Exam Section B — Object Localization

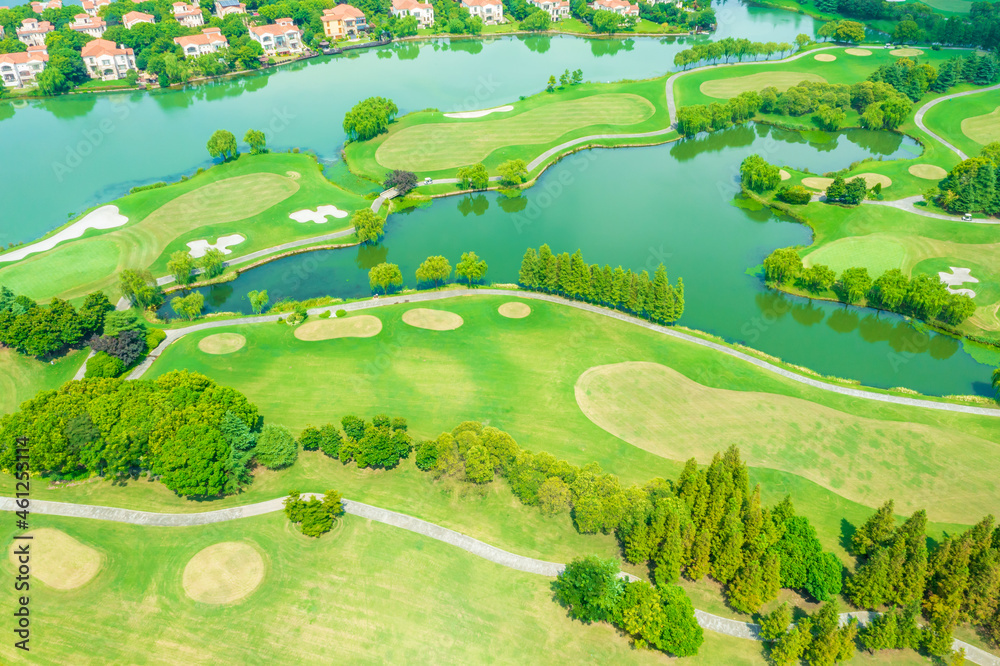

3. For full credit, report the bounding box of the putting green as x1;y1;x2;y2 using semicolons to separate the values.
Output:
294;315;382;341
402;308;464;330
498;302;531;318
699;72;826;99
182;541;265;604
890;48;924;56
908;164;949;180
801;173;892;191
845;48;872;56
814;54;836;62
574;361;1000;516
805;236;908;275
9;528;102;590
198;333;246;355
375;94;657;172
961;106;1000;145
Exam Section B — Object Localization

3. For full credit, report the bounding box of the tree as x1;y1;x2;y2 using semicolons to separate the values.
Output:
537;477;572;515
383;169;417;195
167;250;196;285
242;129;266;155
88;329;147;366
79;291;114;336
839;267;872;304
247;289;269;315
657;584;704;656
170;293;204;321
415;255;451;287
552;555;623;623
852;499;896;556
592;8;625;33
298;426;322;451
760;602;793;641
763;248;803;284
464;444;494;483
498;159;528;187
199;248;226;279
456;251;488;286
255;424;298;469
770;620;813;666
36;68;69;95
158;421;230;497
993;368;1000;398
119;268;163;309
343;96;398;141
795;33;811;48
319;424;343;459
800;264;836;292
520;8;551;31
206;129;238;161
457;162;490;190
546;74;556;92
740;154;781;192
352;208;386;244
369;262;403;294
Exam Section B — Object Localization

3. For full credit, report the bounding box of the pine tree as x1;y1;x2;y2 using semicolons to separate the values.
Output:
651;264;671;323
848;548;890;609
611;266;628;310
728;560;765;614
557;252;572;294
624;271;640;312
711;499;745;584
896;510;928;606
654;501;686;585
852;499;896;556
541;246;559;292
759;602;792;641
519;248;539;287
636;270;653;316
743;485;765;558
687;529;712;580
568;250;591;299
673;277;685;321
762;551;782;602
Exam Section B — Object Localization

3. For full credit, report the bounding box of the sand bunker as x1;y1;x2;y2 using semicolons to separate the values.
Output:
0;205;128;263
939;266;978;298
8;528;102;590
845;48;872;56
198;332;246;354
289;205;349;224
814;54;837;61
498;302;531;318
187;233;245;258
294;315;382;341
890;48;924;56
402;308;464;330
779;169;791;181
802;173;892;191
443;105;514;119
183;542;265;605
908;164;948;180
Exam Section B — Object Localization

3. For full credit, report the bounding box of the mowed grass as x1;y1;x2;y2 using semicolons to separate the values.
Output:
0;347;85;415
0;153;370;303
962;105;1000;145
374;94;656;172
923;91;1000;160
699;71;826;99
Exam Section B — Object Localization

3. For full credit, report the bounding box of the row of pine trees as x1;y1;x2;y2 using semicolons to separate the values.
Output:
518;244;685;325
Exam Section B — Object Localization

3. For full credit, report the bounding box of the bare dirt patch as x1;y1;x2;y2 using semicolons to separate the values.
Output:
8;528;102;590
294;315;382;341
198;332;246;355
182;542;265;604
402;308;464;330
498;302;531;318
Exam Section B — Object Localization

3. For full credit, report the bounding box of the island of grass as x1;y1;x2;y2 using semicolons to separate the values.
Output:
0;152;370;303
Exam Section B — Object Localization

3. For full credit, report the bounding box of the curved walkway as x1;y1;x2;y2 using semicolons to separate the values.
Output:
867;195;1000;224
127;288;1000;416
914;82;1000;161
1;495;995;664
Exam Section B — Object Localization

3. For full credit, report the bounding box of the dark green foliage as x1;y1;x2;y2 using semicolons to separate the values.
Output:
0;288;88;358
338;415;411;469
298;426;322;451
254;424;298;470
415;440;439;470
318;424;343;459
78;291;114;336
283;490;344;537
84;351;126;379
552;555;623;623
825;175;868;205
859;604;921;653
103;309;145;337
777;185;813;205
88;329;148;366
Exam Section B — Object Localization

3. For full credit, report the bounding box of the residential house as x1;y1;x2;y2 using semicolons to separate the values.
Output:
320;4;367;40
390;0;434;28
172;1;205;27
526;0;569;20
174;26;229;56
69;14;107;38
249;18;303;55
80;38;137;80
16;18;54;47
461;0;503;24
80;0;111;16
0;46;48;87
591;0;639;15
122;10;156;29
214;0;246;17
29;0;61;13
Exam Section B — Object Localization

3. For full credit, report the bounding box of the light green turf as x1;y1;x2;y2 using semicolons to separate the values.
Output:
961;105;1000;145
923;91;1000;159
0;347;85;415
0;153;370;303
699;72;827;99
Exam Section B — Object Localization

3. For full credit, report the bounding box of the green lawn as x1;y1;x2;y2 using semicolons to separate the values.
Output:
344;78;673;183
0;153;369;303
923;91;1000;160
0;347;85;415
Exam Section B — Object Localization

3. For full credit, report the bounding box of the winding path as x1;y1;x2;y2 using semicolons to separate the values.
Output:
867;195;1000;224
125;288;1000;416
1;495;995;665
913;82;1000;161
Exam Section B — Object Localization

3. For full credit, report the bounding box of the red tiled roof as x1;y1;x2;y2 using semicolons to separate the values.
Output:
81;38;133;57
322;4;364;20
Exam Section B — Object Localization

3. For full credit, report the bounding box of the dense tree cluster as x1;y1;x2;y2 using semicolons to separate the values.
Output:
302;414;412;470
518;244;685;324
673;37;794;70
119;268;164;309
283;489;344;536
0;287;112;358
740;154;782;193
640;1;714;29
0;371;263;497
553;555;704;656
816;18;866;43
825;174;869;205
758;76;911;131
457;162;490;190
343;97;398;142
763;600;859;665
763;249;977;325
676;90;763;136
934;142;1000;217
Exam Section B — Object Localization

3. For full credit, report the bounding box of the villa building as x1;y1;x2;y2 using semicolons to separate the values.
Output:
29;0;61;12
122;10;156;29
526;0;569;20
591;0;639;14
80;0;110;16
174;27;229;56
461;0;503;24
320;4;367;40
16;18;54;47
214;0;246;17
390;0;434;28
0;46;47;87
249;18;304;55
69;14;107;38
80;38;137;80
172;2;205;27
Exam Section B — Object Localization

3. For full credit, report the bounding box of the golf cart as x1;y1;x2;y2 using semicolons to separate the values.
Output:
962;213;973;221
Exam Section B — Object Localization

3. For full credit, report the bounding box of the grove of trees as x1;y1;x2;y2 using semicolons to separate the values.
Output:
0;286;113;358
934;142;1000;217
283;489;344;537
673;37;795;70
300;414;412;470
343;96;398;142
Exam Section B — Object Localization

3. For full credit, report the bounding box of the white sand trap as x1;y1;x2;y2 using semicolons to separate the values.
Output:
814;54;837;62
779;169;791;181
939;266;978;298
443;105;514;119
187;234;245;258
0;205;127;263
289;205;349;224
845;48;872;56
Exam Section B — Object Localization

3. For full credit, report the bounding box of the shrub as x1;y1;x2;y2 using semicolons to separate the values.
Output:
298;426;322;451
145;328;166;352
415;441;439;471
777;185;812;205
319;310;331;319
319;424;343;459
255;424;298;469
336;309;347;318
88;330;148;366
85;351;126;378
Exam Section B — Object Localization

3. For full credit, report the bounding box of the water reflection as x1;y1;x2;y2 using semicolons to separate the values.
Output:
520;35;551;54
356;243;388;269
458;194;489;216
449;39;484;55
499;194;529;214
591;38;636;58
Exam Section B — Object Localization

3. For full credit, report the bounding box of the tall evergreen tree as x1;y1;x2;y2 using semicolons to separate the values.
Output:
853;499;896;556
519;248;539;287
